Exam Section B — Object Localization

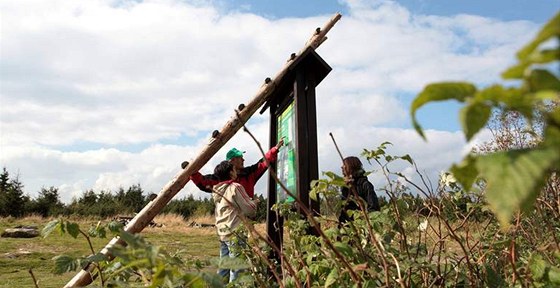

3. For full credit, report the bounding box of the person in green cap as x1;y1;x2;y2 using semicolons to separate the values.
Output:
189;138;284;198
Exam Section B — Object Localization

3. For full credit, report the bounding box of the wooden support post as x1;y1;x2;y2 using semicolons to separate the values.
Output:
64;12;341;287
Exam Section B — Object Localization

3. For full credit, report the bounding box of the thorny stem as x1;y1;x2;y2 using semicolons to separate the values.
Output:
246;230;286;287
412;161;434;194
388;253;405;288
536;198;560;251
441;217;477;282
374;158;410;257
509;213;522;285
435;206;444;280
232;229;285;288
346;184;391;286
28;269;40;288
78;228;106;286
468;219;494;258
343;219;369;259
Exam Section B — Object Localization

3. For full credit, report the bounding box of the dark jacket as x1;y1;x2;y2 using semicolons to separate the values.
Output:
190;147;279;198
339;176;380;222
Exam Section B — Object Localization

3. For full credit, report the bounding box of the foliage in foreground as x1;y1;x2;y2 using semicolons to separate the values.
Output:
411;11;560;228
241;143;559;287
42;218;222;287
42;142;559;287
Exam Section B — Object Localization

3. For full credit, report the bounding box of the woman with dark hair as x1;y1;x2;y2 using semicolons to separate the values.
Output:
212;160;257;283
339;156;380;224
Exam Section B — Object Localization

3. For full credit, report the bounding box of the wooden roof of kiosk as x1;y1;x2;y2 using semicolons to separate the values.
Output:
64;13;341;287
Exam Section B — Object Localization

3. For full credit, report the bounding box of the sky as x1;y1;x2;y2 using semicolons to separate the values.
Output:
1;0;558;204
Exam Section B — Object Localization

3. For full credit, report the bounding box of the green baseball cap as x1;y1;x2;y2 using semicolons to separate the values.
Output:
226;148;245;160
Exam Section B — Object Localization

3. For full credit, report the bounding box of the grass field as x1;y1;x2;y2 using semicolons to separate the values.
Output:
0;214;222;288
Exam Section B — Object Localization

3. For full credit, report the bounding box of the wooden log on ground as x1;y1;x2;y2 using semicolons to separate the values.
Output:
64;12;342;287
1;227;40;238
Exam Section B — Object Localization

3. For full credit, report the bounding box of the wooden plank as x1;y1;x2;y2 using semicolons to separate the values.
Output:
305;72;320;214
294;68;309;212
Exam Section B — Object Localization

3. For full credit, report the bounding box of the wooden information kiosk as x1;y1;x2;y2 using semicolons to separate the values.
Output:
260;47;332;264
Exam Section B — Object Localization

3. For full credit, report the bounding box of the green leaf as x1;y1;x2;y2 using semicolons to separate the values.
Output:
378;141;392;150
528;48;560;64
119;231;144;247
501;62;528;79
325;268;338;287
544;125;560;156
198;272;225;288
308;263;323;276
528;69;560;92
42;219;62;238
108;220;125;233
87;222;107;238
502;49;560;79
362;143;392;161
478;146;560;228
550;266;560;284
310;188;319;201
149;261;167;285
52;255;80;274
217;256;249;271
450;155;479;191
475;86;533;119
535;90;560;101
400;154;413;165
530;254;547;280
86;253;108;264
411;82;476;139
485;264;505;287
323;171;338;179
460;101;491;141
66;222;80;239
503;12;559;79
475;85;514;104
516;12;560;60
333;242;353;258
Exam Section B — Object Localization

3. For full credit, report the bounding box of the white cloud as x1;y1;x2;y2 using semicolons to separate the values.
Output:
323;1;535;93
0;0;538;203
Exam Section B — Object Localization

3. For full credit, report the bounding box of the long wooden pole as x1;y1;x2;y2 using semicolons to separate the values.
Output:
64;12;341;287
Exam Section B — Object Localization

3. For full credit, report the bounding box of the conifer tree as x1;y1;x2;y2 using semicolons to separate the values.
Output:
5;174;28;217
0;167;10;216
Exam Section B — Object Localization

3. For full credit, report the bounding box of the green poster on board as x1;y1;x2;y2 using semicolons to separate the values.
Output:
276;101;296;203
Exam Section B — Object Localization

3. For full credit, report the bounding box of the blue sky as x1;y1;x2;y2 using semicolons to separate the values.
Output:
1;0;557;203
223;0;557;21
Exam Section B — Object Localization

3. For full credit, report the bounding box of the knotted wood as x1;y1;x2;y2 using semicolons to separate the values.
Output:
64;12;341;287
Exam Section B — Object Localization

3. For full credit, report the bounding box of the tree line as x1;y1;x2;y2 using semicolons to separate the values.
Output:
0;167;267;221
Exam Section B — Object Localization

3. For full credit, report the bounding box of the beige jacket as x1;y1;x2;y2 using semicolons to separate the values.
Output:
213;181;256;241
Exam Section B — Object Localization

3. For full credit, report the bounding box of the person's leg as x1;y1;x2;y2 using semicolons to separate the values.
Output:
217;240;230;280
225;240;238;283
228;236;248;282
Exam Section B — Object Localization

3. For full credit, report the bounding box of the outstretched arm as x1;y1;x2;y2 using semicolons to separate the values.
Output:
275;137;285;150
245;137;285;180
190;172;218;193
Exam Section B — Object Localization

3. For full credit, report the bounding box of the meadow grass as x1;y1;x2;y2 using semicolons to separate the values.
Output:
0;214;222;288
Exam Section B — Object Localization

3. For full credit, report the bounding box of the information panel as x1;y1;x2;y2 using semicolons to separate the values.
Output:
276;101;297;203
